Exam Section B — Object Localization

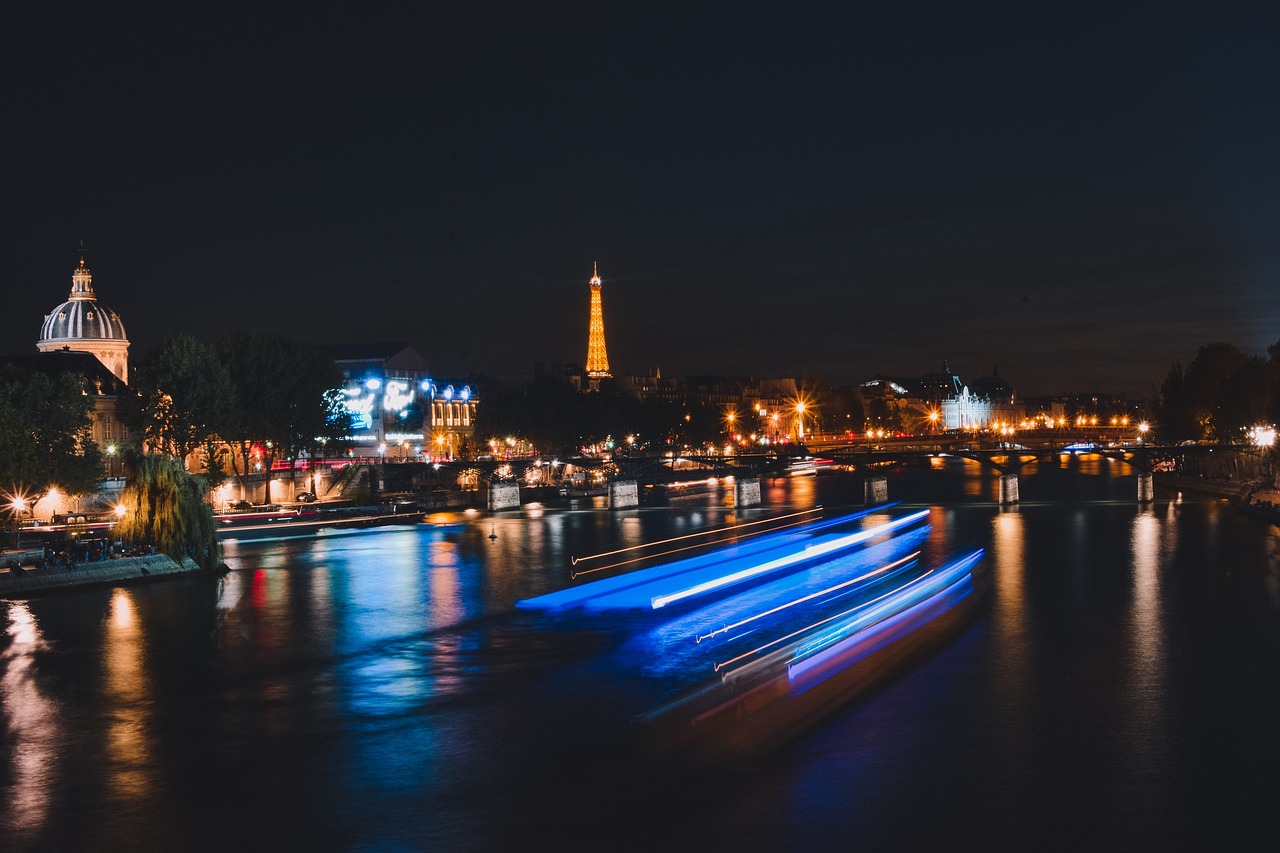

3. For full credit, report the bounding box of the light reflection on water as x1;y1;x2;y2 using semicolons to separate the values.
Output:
103;590;153;804
4;468;1280;850
1;603;57;842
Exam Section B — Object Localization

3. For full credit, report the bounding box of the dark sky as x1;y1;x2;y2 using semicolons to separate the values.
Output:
4;2;1279;396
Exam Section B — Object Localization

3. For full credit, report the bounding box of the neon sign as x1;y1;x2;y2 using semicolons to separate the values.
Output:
342;387;375;430
383;380;413;412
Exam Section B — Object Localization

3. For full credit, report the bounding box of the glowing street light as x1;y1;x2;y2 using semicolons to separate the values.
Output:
1250;425;1276;448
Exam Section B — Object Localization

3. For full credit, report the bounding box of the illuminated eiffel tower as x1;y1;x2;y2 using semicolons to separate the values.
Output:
585;261;612;389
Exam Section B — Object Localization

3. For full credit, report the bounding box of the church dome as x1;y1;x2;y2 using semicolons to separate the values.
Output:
38;257;128;344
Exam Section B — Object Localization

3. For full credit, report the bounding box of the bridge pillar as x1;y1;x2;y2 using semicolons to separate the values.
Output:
734;478;761;508
999;473;1020;505
1137;473;1154;504
864;477;889;506
487;481;521;511
609;480;639;510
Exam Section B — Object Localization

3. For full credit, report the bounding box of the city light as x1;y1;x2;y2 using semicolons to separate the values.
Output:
114;504;127;518
1250;425;1276;448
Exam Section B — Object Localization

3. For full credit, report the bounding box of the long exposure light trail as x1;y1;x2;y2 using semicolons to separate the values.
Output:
651;510;929;610
569;507;821;566
571;514;818;579
714;566;940;674
695;551;921;644
786;551;983;694
789;550;983;669
517;508;892;613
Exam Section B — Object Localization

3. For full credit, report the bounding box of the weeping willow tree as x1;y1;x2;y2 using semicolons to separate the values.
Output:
116;453;220;571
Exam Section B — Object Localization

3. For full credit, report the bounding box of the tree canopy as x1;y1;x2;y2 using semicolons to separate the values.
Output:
215;331;348;502
115;453;220;570
1153;341;1280;442
119;334;235;463
0;367;103;510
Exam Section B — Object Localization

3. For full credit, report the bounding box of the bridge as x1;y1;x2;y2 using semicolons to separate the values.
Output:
353;435;1265;508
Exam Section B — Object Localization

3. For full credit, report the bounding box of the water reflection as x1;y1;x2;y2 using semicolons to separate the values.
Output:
991;508;1028;707
103;589;154;803
1;603;58;841
13;474;1280;850
1126;509;1167;785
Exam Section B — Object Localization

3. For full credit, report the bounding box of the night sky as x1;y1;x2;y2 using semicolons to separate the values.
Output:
4;3;1278;396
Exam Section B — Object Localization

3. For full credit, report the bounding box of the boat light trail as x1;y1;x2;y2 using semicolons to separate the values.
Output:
569;508;821;566
786;551;983;694
789;550;983;667
571;514;817;579
650;510;928;610
713;566;937;673
695;552;921;644
516;508;892;613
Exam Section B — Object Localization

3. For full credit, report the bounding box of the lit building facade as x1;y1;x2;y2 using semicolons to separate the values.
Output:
38;255;130;383
326;343;478;460
24;253;132;480
584;262;612;390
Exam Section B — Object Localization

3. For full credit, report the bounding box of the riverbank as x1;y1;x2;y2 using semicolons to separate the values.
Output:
0;553;206;599
1155;472;1280;525
1153;472;1252;500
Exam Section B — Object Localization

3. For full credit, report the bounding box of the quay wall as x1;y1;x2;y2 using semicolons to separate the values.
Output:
0;554;204;599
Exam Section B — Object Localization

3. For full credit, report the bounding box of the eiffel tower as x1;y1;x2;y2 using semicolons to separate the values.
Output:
585;262;611;389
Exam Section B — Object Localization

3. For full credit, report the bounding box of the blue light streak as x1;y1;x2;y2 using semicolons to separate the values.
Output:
694;551;921;644
714;548;982;679
786;550;984;694
514;507;893;613
649;510;929;610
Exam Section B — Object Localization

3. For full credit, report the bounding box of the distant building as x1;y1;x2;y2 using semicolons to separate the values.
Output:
38;255;130;383
16;253;132;478
860;364;1023;432
325;342;478;459
584;263;612;390
1;350;130;479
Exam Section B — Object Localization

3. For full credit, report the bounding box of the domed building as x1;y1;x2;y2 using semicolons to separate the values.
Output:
37;255;130;383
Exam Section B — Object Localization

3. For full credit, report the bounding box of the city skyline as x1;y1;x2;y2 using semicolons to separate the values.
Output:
4;4;1279;396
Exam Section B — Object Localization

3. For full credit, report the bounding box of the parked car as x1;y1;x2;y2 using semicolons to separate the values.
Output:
228;500;252;511
295;492;317;503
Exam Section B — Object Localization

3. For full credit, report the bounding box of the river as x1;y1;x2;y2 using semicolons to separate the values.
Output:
3;458;1280;851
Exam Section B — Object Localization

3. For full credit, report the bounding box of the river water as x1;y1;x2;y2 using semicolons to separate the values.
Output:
3;458;1280;851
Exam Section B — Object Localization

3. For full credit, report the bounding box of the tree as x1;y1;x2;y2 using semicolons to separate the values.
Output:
115;453;220;570
120;335;235;465
1183;343;1251;441
217;332;346;503
1217;357;1276;441
1153;362;1197;441
0;368;103;506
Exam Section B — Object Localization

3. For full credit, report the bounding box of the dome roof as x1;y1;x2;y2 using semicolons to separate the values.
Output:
38;258;128;344
40;299;128;342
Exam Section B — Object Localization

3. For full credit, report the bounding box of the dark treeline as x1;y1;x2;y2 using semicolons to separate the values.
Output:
119;332;351;504
0;367;103;507
2;331;349;563
473;375;862;455
1151;340;1280;443
475;376;723;454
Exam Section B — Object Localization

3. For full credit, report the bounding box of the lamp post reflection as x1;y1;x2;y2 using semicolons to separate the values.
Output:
103;589;155;803
2;602;59;841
